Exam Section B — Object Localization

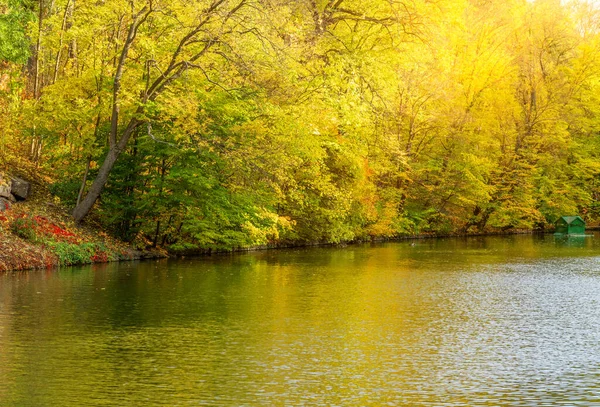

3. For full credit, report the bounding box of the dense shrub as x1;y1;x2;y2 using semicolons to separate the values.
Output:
46;242;115;266
10;215;37;241
49;178;82;207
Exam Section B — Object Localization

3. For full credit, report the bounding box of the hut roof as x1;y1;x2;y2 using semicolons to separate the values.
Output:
558;216;584;225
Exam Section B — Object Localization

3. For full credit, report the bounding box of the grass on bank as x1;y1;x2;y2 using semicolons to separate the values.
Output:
0;160;141;271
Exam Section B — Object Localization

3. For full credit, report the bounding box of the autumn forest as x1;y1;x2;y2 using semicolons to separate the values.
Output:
2;0;600;252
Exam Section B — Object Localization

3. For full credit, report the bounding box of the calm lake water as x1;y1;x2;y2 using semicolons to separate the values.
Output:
2;234;600;406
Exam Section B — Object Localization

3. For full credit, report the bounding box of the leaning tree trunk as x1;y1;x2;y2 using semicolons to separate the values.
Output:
72;149;118;223
72;120;140;223
71;5;149;224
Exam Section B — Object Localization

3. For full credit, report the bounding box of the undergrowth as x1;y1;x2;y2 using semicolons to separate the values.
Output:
45;241;116;266
1;211;126;267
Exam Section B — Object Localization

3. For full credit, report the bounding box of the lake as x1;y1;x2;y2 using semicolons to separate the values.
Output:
2;234;600;406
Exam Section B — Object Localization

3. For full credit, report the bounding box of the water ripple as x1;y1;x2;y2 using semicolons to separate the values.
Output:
2;235;600;405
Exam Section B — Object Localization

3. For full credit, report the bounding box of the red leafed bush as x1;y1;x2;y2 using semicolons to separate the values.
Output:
1;210;80;244
33;215;79;243
91;250;109;263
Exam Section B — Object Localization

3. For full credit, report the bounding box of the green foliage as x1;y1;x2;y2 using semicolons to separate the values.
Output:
0;0;34;63
10;215;37;241
46;241;112;266
49;177;81;207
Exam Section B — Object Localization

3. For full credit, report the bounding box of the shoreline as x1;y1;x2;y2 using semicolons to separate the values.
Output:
0;228;559;273
4;226;596;273
172;228;552;256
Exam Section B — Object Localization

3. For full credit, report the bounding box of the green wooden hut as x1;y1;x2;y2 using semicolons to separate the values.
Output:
555;216;586;235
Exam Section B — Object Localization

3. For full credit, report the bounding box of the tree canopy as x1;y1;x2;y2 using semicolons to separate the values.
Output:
2;0;600;251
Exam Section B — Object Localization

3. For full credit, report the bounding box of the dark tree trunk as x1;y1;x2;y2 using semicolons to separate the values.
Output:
72;119;139;223
72;148;119;223
75;155;91;207
152;220;160;248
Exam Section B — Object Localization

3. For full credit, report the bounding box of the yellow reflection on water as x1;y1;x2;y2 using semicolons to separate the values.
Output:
1;235;600;405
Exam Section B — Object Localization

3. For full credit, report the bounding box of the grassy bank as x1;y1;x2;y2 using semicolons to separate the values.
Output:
0;205;142;271
0;165;165;271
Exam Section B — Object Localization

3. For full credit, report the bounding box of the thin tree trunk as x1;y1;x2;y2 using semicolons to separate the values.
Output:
67;0;76;69
30;0;44;163
152;220;160;248
152;158;167;247
161;214;173;246
33;0;43;99
36;137;43;164
30;130;43;165
52;0;71;84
